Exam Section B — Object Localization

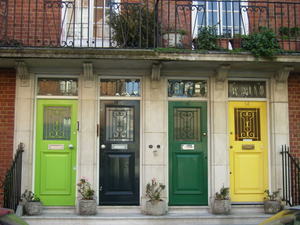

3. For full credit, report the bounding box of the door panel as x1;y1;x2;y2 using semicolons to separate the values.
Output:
169;101;208;205
99;100;139;205
35;100;77;206
229;101;268;202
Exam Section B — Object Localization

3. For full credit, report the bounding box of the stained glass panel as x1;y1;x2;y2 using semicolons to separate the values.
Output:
38;78;78;96
100;79;140;97
174;108;200;141
43;106;71;140
168;80;207;98
234;108;261;141
228;81;266;98
106;107;134;142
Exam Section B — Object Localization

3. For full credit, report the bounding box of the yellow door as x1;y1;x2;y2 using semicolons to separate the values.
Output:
229;101;268;202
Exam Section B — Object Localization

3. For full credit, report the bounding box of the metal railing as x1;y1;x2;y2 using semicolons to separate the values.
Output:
1;143;24;211
0;0;300;50
281;145;300;206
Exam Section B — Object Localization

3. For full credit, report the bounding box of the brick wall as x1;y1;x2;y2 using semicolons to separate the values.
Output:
0;69;16;207
288;73;300;158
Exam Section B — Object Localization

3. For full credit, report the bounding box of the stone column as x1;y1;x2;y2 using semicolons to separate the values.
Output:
210;65;230;199
78;63;98;197
14;61;35;192
142;63;168;204
269;66;293;190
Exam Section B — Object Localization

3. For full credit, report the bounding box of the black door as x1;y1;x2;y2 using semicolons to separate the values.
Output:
99;100;139;205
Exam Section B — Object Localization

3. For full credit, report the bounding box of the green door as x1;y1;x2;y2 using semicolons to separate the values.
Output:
35;99;77;205
169;101;208;205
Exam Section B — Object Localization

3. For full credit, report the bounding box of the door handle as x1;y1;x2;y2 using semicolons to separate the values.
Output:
68;144;74;149
100;144;106;149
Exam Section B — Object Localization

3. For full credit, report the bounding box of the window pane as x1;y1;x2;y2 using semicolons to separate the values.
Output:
207;2;218;10
222;12;232;26
234;108;261;141
43;106;71;140
168;80;207;98
100;79;140;96
208;12;218;26
106;106;134;142
38;78;78;96
228;81;266;98
222;2;232;10
174;108;200;141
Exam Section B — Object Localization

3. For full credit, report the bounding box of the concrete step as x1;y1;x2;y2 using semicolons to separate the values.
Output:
23;206;270;225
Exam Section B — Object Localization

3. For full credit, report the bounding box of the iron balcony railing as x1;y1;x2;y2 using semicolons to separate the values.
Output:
281;145;300;206
0;0;300;51
1;143;24;211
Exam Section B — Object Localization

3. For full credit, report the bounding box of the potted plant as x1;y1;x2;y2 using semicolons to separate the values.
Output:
193;26;220;50
211;186;231;215
21;190;42;216
162;27;187;48
77;178;97;215
264;189;283;214
142;178;167;216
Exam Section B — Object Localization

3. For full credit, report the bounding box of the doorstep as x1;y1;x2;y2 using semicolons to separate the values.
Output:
23;205;270;225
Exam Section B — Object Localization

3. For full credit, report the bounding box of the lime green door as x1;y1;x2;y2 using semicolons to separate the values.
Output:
169;101;208;205
35;99;77;206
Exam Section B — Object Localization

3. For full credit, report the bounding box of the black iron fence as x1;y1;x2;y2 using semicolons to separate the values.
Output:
281;145;300;206
1;143;24;211
0;0;300;50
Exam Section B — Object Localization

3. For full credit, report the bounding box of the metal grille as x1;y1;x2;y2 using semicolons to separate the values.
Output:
174;108;200;141
43;106;71;140
106;107;134;142
234;108;261;141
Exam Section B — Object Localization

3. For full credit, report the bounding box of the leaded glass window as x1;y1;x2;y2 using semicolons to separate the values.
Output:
106;106;134;142
100;79;140;97
168;80;207;98
43;106;71;140
38;78;78;96
174;108;201;141
234;108;261;141
228;81;266;98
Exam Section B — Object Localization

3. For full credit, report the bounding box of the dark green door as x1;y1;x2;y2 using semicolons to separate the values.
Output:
99;100;139;205
169;101;208;205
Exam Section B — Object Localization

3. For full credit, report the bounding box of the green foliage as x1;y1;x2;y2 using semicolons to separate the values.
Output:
107;5;158;48
21;190;40;202
279;27;300;38
242;27;281;59
146;178;165;202
264;189;281;201
215;186;230;200
77;178;95;200
193;27;220;50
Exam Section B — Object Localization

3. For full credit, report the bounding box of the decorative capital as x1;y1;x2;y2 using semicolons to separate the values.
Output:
275;66;294;83
215;64;230;82
15;61;30;87
151;62;161;81
83;62;94;81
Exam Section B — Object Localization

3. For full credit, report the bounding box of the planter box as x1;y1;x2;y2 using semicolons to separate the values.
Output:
24;201;42;216
142;200;168;216
211;199;231;215
264;200;282;214
78;199;97;216
218;38;230;49
230;38;242;49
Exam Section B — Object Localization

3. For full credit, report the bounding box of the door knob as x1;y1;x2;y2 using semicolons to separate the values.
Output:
100;144;106;149
202;132;207;136
68;144;74;149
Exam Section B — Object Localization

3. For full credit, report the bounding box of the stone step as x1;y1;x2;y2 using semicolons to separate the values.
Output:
23;206;270;225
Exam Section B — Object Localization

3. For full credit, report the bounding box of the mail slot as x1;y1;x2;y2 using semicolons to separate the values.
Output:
181;144;195;150
242;144;255;150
